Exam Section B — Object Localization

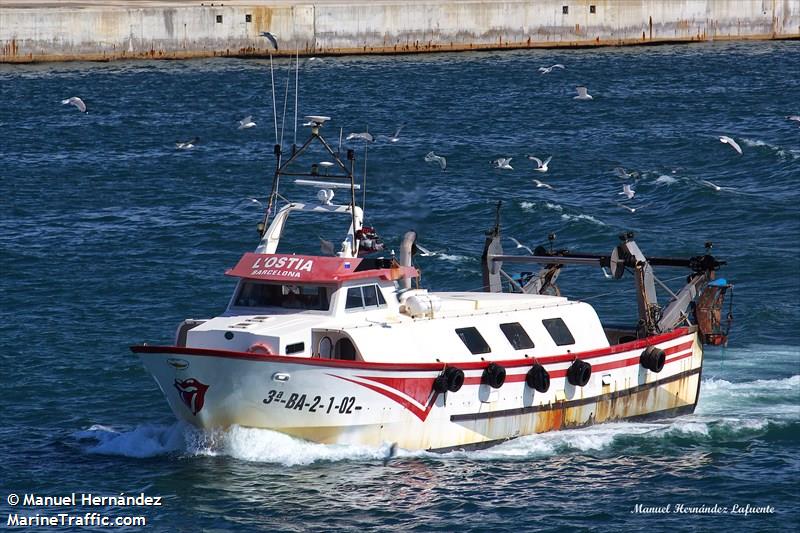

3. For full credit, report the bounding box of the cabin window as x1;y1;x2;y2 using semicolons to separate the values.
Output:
455;327;491;355
286;342;304;354
245;14;252;22
500;322;535;350
562;6;569;15
216;15;223;23
542;318;575;346
590;5;596;14
234;282;330;311
345;285;386;310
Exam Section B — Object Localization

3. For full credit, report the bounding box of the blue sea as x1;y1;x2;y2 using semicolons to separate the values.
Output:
1;41;799;531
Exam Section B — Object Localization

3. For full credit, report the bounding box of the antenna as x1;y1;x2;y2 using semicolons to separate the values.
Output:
293;49;299;149
362;126;369;212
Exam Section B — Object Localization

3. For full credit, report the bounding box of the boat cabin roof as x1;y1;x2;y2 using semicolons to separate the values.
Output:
225;253;418;284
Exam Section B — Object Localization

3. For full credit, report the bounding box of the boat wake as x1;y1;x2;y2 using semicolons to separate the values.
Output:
73;374;798;465
740;137;797;160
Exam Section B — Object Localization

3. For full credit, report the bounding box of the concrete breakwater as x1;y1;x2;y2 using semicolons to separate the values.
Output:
2;0;799;63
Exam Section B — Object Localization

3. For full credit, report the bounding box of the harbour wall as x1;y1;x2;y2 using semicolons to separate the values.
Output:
2;0;799;63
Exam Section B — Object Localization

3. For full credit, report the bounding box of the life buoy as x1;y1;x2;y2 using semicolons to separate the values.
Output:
640;346;666;373
445;367;465;392
566;359;591;387
526;363;550;393
482;362;506;389
248;343;275;355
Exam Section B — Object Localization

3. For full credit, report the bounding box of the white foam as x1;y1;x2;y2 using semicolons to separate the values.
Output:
76;422;188;458
560;213;606;226
437;253;469;262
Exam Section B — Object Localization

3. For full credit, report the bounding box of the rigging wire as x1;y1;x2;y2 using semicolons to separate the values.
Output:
293;49;299;148
279;60;291;148
268;53;278;144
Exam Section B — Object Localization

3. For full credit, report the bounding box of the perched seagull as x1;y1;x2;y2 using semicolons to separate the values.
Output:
527;155;552;172
492;157;514;170
719;135;743;155
175;137;199;150
237;115;256;129
61;96;87;113
786;115;800;123
533;179;555;190
509;237;534;255
346;132;374;142
616;202;637;213
259;32;279;51
574;86;593;100
538;64;565;74
619;183;635;200
700;179;722;191
424;151;447;171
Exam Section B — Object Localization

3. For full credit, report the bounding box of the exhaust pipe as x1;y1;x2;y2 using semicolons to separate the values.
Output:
399;231;417;290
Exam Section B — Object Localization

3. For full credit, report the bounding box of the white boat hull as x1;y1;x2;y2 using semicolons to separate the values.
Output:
135;328;702;451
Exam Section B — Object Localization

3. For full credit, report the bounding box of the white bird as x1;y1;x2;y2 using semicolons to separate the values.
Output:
616;202;637;213
175;137;199;150
619;183;635;200
700;179;722;191
719;135;742;155
61;96;87;113
492;157;514;170
533;179;555;190
346;132;374;142
509;237;534;255
424;151;447;171
319;237;336;256
528;155;552;172
574;86;593;100
613;167;639;180
237;115;256;129
241;197;263;207
377;124;405;143
259;32;278;51
538;64;565;74
414;243;437;257
601;267;612;279
786;115;800;123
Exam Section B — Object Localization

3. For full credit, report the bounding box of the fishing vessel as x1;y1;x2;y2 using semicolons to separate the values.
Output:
132;116;733;451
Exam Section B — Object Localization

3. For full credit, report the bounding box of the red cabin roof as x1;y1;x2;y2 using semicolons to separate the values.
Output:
225;253;418;284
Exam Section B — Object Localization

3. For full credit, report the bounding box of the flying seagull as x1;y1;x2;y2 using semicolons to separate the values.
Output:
509;237;534;255
238;115;256;129
424;151;447;171
259;32;278;51
533;179;555;190
319;237;336;256
700;179;722;191
492;157;514;170
615;202;637;213
175;137;199;150
346;132;374;142
538;64;565;74
386;124;405;143
413;243;437;257
62;96;87;113
574;86;593;100
241;197;263;207
613;167;639;180
719;135;742;155
619;183;635;200
527;155;552;172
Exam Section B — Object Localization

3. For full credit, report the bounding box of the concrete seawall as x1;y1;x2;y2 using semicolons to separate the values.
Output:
2;0;799;63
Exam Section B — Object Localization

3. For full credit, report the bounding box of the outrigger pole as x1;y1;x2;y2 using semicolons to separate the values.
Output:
482;202;732;343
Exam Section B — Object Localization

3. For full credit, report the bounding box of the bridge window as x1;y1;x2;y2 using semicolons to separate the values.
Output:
455;327;491;355
345;285;386;310
500;322;535;350
542;318;575;346
234;282;330;311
